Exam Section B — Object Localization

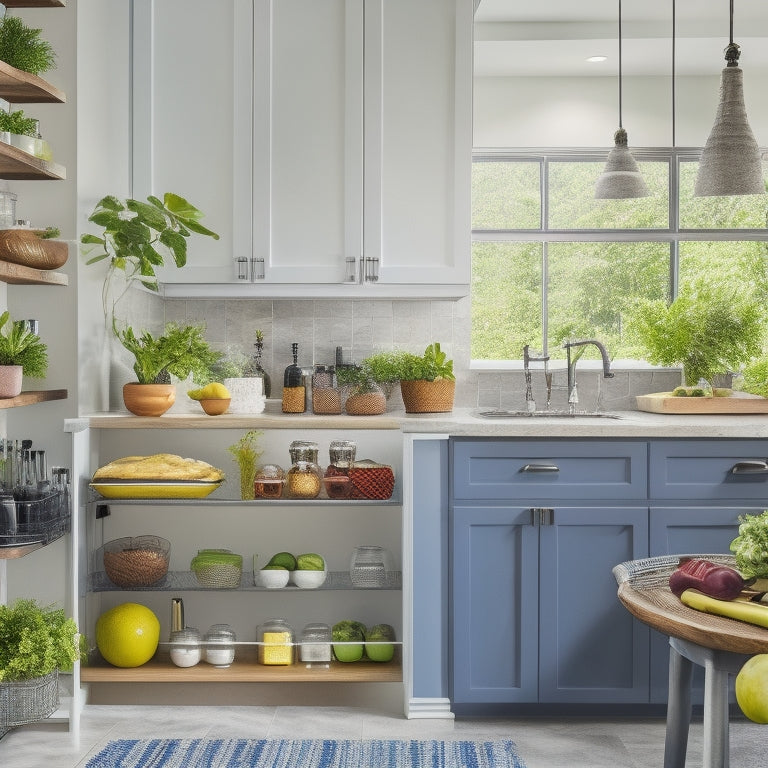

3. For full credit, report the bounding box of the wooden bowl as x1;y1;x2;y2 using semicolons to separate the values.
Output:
200;398;230;416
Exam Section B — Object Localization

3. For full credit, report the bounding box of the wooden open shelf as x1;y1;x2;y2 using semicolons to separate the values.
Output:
3;1;65;7
0;60;65;103
0;140;65;180
0;389;67;408
81;648;402;684
0;259;67;285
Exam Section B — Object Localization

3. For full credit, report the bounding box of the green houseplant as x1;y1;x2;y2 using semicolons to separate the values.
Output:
627;284;764;386
115;322;222;416
0;109;38;138
335;364;387;416
0;599;80;729
81;192;219;327
0;16;56;76
0;311;48;398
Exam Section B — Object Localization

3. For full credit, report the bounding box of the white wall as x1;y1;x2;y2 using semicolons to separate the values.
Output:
473;73;768;147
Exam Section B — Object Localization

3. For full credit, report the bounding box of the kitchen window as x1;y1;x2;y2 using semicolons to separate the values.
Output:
471;150;768;363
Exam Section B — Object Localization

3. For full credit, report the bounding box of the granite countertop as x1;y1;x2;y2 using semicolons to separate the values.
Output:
73;403;768;439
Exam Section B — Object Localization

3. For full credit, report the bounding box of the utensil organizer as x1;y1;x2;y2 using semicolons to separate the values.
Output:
0;489;70;556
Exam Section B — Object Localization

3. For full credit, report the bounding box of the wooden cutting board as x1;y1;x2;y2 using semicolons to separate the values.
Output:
636;390;768;414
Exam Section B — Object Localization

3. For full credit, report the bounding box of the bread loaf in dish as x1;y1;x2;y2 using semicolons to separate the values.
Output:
93;454;225;482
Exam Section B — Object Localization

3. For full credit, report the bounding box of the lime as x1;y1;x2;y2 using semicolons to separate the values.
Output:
95;602;160;668
267;552;297;570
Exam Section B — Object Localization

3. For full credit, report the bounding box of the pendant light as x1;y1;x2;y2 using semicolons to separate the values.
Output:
694;0;764;197
594;0;649;199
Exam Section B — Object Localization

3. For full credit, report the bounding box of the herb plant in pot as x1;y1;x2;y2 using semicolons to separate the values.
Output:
0;598;80;730
0;311;48;398
335;364;387;416
0;108;40;156
116;322;222;416
627;284;764;386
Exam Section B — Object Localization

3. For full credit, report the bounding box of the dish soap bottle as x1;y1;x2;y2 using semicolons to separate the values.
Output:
282;342;305;413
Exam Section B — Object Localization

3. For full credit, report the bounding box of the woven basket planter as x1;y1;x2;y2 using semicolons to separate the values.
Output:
399;379;455;413
0;670;58;729
0;229;68;270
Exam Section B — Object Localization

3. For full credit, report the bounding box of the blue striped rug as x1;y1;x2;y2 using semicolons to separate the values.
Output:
85;739;526;767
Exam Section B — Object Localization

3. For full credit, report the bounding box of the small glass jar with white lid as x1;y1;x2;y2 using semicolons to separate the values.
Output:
169;627;202;668
204;624;236;668
299;622;332;666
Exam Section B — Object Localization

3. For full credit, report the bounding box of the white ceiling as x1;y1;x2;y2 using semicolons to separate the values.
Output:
474;0;768;77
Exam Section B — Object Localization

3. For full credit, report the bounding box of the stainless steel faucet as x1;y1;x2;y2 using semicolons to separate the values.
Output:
563;339;614;413
523;345;551;411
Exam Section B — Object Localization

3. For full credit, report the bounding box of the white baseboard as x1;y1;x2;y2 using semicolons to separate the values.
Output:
406;697;455;719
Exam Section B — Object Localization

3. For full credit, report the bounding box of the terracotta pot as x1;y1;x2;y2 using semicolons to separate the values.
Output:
122;382;176;417
0;364;23;398
399;379;455;413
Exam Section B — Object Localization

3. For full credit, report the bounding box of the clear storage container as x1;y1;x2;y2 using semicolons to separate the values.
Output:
203;624;236;668
257;618;294;665
299;622;332;666
169;628;202;668
286;460;322;499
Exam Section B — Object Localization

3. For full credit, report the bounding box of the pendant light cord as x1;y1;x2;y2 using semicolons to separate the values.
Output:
730;0;734;46
617;0;623;129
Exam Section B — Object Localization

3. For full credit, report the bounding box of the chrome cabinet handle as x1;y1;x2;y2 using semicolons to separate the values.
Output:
530;507;554;526
731;460;768;474
521;463;559;473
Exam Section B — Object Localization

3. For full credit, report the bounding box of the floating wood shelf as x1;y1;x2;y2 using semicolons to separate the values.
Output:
0;259;67;284
81;649;402;684
0;140;65;180
0;60;65;103
3;1;65;7
0;389;67;409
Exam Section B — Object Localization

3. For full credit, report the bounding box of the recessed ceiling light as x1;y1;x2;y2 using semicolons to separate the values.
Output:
587;55;608;63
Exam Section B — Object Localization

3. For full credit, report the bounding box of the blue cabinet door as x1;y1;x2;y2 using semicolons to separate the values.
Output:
451;505;539;703
538;506;650;703
648;506;748;704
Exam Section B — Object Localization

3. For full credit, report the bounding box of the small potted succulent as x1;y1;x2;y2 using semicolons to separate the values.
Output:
115;322;222;416
0;311;48;398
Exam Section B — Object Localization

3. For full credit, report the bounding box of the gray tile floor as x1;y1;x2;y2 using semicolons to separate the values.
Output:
2;705;768;768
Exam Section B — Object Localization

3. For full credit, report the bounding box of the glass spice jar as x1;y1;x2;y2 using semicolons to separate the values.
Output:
323;466;352;499
286;460;322;499
254;464;285;499
203;624;236;668
169;627;202;668
289;440;320;464
257;618;294;665
312;365;342;415
329;439;356;467
299;622;332;666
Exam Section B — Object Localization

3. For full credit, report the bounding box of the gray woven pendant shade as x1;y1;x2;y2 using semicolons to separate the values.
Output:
595;128;650;199
694;62;764;196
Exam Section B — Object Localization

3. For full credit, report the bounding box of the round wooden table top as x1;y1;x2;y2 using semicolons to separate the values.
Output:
613;554;768;656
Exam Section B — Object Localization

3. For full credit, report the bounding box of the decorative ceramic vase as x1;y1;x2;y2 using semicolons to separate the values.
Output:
399;379;455;413
0;364;23;398
122;382;176;417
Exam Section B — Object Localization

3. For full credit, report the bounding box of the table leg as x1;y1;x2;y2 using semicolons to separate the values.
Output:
664;642;693;768
702;657;730;768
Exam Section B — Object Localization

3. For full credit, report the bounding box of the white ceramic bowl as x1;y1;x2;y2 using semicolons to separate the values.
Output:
290;569;328;589
255;568;290;589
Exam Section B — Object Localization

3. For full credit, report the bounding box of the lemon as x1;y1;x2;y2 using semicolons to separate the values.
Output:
188;382;231;401
736;654;768;723
96;602;160;668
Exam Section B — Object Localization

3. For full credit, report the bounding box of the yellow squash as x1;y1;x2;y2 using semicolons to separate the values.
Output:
680;588;768;629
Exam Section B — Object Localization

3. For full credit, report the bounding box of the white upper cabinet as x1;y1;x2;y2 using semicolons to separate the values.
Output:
133;0;471;298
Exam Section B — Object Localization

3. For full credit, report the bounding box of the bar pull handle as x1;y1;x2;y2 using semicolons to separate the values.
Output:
530;508;554;526
731;460;768;474
521;463;559;473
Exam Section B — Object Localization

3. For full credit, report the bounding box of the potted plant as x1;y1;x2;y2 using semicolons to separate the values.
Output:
80;192;219;328
0;108;40;155
335;364;387;416
0;16;56;76
627;284;764;386
360;342;456;413
115;322;222;416
0;311;48;398
211;342;266;414
0;598;80;730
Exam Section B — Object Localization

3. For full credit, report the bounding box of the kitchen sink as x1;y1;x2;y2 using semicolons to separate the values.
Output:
475;409;623;419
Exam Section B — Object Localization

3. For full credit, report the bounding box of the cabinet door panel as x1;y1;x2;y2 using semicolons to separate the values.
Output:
648;506;746;704
538;507;649;703
451;505;538;703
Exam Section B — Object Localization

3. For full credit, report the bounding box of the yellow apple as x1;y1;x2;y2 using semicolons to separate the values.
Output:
735;654;768;723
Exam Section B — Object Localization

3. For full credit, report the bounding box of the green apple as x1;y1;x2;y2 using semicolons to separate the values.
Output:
736;654;768;723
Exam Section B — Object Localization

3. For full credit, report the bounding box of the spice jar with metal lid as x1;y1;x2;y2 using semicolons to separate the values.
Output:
203;624;236;668
289;440;319;464
169;627;202;668
312;365;342;414
282;342;305;413
323;439;356;499
257;618;294;665
286;460;322;499
299;622;332;666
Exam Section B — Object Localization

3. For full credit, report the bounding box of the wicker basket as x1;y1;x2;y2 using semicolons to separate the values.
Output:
0;670;58;729
399;379;455;413
0;229;68;270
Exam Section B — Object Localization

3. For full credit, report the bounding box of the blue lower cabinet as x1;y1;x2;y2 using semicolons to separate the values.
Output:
451;504;649;705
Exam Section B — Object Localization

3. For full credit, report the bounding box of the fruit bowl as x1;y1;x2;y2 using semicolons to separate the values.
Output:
200;398;230;416
255;568;290;589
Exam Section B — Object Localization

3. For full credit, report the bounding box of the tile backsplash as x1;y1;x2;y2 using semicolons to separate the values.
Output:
116;291;680;411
